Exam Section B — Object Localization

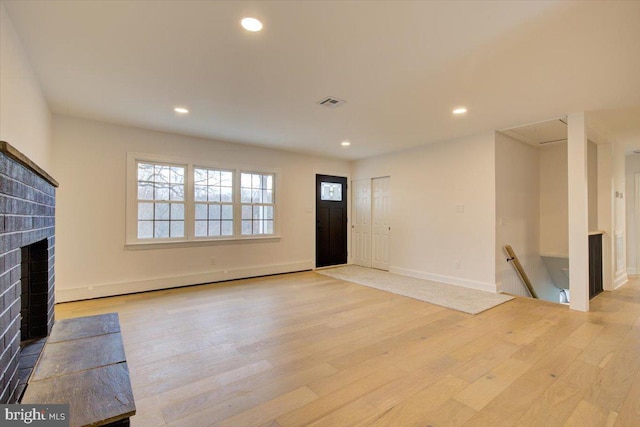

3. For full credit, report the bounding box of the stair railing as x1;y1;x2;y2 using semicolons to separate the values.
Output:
504;245;538;299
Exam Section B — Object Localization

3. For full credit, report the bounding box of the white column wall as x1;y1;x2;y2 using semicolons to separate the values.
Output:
613;138;628;288
567;113;589;312
597;143;613;290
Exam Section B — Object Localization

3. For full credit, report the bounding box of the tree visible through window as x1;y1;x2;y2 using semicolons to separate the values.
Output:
130;156;277;242
241;172;274;235
137;162;185;239
194;168;233;237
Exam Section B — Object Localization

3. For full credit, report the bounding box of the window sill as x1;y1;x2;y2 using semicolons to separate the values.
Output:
125;235;281;250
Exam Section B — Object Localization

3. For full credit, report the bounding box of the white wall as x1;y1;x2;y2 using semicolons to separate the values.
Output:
588;141;598;231
597;143;613;291
625;152;640;274
351;132;497;292
0;3;51;169
527;140;595;246
495;133;556;300
539;142;568;256
51;115;350;301
585;114;627;291
613;138;628;287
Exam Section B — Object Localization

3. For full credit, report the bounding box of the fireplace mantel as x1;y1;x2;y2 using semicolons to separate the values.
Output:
0;141;58;188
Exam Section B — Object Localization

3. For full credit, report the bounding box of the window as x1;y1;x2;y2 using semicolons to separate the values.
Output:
194;168;233;237
320;182;342;201
241;172;274;235
127;154;278;245
136;162;185;239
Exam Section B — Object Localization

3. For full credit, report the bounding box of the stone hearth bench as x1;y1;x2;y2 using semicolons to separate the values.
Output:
21;313;136;427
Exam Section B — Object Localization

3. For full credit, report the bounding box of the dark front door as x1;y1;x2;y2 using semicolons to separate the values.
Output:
316;174;347;268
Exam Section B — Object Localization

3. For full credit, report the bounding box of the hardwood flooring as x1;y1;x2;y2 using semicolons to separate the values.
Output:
55;272;640;426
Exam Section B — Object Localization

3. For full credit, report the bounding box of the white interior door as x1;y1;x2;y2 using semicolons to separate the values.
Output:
372;177;390;270
352;179;371;267
635;173;640;275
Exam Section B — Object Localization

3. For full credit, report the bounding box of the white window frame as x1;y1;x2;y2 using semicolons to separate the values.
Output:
240;171;276;236
193;166;235;238
126;153;280;248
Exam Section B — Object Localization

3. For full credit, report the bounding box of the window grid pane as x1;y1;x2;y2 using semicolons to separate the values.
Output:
137;162;185;239
240;172;275;236
194;167;234;238
193;203;234;237
320;182;342;201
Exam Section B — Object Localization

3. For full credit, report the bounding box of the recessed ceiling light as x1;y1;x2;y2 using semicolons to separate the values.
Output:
174;107;189;114
241;17;263;32
453;107;468;115
341;141;351;147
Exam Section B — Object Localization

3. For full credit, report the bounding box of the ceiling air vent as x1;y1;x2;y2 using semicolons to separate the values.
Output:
317;96;346;109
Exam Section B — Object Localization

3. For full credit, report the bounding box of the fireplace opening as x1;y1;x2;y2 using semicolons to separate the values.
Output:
17;239;50;400
21;239;50;341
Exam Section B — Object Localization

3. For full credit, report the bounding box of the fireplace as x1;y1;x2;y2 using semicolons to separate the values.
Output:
0;141;58;403
21;239;51;341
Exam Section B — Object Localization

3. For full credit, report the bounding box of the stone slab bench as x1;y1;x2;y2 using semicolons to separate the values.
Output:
21;313;136;427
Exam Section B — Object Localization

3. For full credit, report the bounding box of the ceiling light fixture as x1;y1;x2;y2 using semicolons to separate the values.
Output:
174;107;189;114
453;107;468;115
341;141;351;147
241;17;263;32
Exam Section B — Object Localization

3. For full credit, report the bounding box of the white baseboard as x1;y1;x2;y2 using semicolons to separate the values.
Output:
614;271;629;289
626;267;636;275
389;266;497;293
55;260;314;303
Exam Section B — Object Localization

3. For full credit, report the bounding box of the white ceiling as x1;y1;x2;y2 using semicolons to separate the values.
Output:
4;0;640;160
501;118;567;146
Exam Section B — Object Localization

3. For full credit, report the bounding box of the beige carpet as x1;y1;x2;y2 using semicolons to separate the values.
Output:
316;265;513;315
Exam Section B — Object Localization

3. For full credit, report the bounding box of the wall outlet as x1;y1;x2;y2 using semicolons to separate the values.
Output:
209;257;215;265
454;260;460;270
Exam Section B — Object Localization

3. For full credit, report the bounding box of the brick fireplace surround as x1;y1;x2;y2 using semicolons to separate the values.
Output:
0;141;58;403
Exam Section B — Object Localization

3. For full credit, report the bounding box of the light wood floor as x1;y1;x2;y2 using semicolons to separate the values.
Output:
55;272;640;427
